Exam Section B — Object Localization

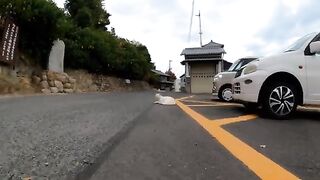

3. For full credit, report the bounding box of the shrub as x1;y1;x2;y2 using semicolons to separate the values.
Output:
0;0;154;80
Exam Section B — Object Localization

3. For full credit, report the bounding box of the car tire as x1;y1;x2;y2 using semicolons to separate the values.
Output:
218;85;233;102
261;81;298;119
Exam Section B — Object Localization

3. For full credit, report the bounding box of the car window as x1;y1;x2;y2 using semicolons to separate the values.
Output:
232;58;256;71
241;59;253;67
233;61;245;71
303;33;320;55
284;33;317;52
227;59;240;71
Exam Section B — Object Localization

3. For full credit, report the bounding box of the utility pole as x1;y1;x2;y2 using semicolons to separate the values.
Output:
196;10;203;47
188;0;195;42
169;60;172;71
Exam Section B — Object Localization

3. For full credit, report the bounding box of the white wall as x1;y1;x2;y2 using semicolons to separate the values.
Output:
174;79;181;92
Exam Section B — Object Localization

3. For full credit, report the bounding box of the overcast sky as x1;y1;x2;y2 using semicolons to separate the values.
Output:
53;0;320;77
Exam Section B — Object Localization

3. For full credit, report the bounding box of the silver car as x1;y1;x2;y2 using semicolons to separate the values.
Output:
213;57;258;101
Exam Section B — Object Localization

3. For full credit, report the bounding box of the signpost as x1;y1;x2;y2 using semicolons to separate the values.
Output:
0;18;19;65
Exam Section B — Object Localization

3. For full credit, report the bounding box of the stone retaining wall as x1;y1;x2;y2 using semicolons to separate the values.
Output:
32;71;76;94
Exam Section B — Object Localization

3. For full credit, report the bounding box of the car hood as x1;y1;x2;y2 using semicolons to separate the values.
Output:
215;71;237;78
257;51;300;67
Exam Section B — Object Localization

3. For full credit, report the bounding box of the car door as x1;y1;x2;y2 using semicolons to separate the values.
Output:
305;36;320;104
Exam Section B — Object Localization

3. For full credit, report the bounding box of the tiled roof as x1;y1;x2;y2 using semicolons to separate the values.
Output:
181;41;226;55
180;59;232;65
180;58;221;65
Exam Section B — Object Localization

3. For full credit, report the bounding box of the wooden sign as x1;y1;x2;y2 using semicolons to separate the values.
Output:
0;18;19;64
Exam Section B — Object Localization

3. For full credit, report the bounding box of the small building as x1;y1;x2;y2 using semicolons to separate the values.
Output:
181;41;231;93
180;74;186;92
151;69;174;90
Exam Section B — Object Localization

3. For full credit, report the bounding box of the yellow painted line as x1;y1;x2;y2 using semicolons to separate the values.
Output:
180;99;217;104
187;104;242;107
215;115;258;126
176;95;194;101
176;100;299;180
182;99;242;107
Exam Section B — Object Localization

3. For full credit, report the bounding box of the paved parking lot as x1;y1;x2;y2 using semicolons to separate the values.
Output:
177;95;320;180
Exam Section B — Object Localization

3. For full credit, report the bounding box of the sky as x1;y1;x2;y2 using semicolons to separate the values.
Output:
53;0;320;77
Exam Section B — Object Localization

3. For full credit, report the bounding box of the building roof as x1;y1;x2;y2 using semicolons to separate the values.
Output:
181;58;224;65
160;80;174;84
151;69;170;77
181;41;226;56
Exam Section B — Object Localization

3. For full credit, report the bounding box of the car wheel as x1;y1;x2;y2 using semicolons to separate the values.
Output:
262;82;297;119
218;85;233;102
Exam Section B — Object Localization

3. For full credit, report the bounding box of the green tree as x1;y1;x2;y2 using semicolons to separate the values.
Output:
0;0;72;67
65;0;110;30
165;70;177;82
0;0;153;81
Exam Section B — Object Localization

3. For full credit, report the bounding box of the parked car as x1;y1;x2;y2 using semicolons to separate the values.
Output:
233;32;320;119
213;57;257;101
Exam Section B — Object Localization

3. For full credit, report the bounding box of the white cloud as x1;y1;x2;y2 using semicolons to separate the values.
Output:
53;0;320;77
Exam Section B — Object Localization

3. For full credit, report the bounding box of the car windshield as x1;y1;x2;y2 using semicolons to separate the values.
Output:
227;59;240;71
228;58;256;72
284;33;317;52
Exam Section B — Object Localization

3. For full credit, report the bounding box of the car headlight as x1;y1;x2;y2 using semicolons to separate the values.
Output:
214;74;222;81
243;64;257;75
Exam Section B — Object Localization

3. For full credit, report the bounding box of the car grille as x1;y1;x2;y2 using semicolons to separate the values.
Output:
234;82;241;94
212;81;217;92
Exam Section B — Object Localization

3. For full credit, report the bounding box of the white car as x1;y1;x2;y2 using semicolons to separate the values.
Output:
213;57;257;102
233;32;320;119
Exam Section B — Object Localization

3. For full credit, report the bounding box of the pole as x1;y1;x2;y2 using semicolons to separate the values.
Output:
196;10;203;46
169;60;172;71
188;0;195;42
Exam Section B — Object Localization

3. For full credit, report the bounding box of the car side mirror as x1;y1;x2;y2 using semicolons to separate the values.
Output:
310;41;320;54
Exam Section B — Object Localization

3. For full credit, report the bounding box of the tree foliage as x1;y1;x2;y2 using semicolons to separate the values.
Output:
0;0;153;80
65;0;110;30
165;70;177;82
0;0;72;67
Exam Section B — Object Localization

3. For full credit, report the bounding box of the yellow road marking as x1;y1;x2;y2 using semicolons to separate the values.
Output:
215;115;258;126
176;100;299;180
176;96;194;101
180;99;241;107
187;104;242;107
180;99;218;104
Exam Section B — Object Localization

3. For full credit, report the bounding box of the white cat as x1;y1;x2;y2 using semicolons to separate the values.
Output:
154;93;176;105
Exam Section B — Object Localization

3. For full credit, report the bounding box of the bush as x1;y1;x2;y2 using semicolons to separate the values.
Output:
0;0;154;80
0;0;71;68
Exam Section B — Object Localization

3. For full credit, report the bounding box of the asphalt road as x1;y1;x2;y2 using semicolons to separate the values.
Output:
0;92;155;179
86;99;256;180
1;92;319;180
177;95;320;180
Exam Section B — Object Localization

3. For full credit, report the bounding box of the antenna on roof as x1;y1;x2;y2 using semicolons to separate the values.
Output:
196;10;203;47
